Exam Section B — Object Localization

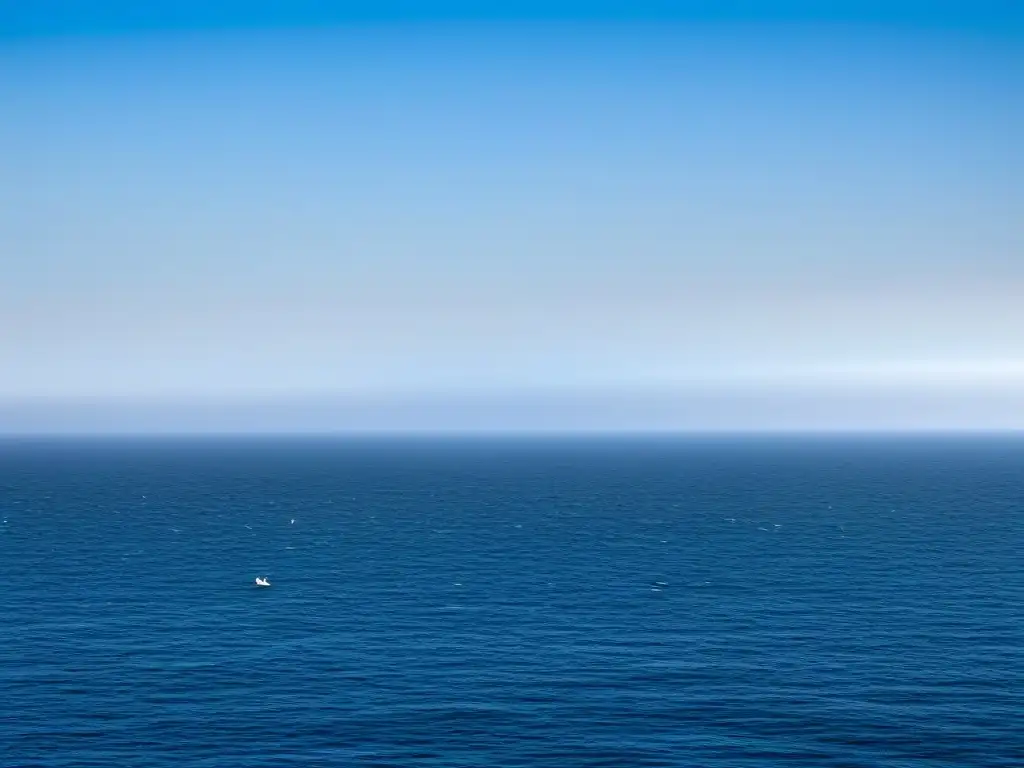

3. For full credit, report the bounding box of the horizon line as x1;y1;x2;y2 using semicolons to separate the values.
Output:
3;428;1024;439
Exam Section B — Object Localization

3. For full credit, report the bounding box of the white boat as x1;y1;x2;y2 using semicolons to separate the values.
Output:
254;577;271;587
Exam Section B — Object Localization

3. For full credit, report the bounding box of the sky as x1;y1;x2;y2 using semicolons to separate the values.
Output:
2;2;1022;432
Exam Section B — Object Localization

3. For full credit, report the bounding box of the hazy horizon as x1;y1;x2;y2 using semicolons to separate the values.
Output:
4;3;1021;433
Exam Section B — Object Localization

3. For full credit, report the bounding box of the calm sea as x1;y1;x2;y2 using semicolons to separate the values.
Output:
2;436;1021;767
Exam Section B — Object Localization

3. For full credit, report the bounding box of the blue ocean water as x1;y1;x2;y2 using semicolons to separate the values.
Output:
2;436;1021;767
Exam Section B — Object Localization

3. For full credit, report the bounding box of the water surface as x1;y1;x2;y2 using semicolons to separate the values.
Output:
2;436;1021;766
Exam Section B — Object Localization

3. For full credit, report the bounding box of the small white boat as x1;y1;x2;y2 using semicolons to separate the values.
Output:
254;577;271;587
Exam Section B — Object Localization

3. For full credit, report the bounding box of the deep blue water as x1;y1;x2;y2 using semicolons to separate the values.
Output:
2;436;1022;767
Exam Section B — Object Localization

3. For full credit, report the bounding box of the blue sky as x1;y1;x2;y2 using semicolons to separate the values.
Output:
2;2;1021;37
2;3;1022;431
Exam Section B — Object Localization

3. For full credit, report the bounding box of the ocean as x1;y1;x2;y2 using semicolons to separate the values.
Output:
2;436;1021;767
